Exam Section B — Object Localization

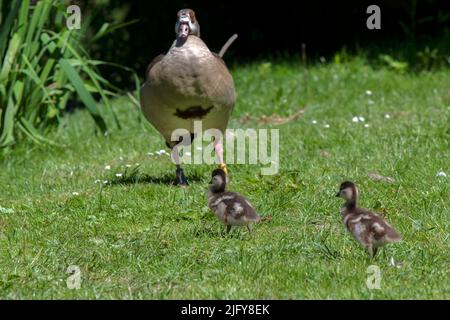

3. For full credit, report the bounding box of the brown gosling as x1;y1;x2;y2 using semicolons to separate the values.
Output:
336;181;402;258
207;169;261;234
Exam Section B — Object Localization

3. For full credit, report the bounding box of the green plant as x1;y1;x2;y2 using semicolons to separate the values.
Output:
378;54;409;73
0;0;133;149
416;46;440;70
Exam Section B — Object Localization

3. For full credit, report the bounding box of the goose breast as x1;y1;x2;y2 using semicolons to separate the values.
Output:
140;36;235;145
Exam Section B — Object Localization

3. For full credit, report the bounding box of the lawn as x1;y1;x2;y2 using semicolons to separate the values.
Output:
0;57;448;299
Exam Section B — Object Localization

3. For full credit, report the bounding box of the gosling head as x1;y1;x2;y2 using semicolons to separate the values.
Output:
209;168;227;193
175;8;200;41
336;181;358;203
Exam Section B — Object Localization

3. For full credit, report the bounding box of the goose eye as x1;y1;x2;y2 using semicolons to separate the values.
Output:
189;11;196;22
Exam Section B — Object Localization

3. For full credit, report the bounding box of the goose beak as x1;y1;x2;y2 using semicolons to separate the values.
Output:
177;23;190;39
335;192;340;197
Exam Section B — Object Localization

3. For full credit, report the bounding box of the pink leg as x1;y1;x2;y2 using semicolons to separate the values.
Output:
214;139;224;165
214;138;227;174
171;145;181;166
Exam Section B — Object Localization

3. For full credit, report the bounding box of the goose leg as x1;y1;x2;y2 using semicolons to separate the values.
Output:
226;225;232;233
214;138;227;174
172;145;188;186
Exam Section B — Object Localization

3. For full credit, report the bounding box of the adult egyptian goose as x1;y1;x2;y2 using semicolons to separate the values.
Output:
207;169;261;234
336;181;402;258
140;9;236;185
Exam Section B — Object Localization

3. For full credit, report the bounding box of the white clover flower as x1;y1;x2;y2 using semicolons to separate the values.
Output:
365;90;372;96
436;171;447;177
119;156;124;161
135;163;140;166
385;114;391;119
389;257;395;266
390;257;402;269
104;165;111;170
324;124;330;128
364;124;370;128
115;173;123;177
147;152;154;156
358;116;365;122
311;120;317;124
94;179;101;184
156;149;167;155
72;192;80;196
103;180;109;184
125;164;131;168
352;116;359;123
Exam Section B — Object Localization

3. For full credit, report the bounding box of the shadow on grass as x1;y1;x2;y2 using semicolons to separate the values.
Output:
109;170;204;186
192;222;253;240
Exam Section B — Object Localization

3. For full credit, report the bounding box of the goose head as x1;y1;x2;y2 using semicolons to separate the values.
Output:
175;9;200;41
209;168;227;193
336;181;358;204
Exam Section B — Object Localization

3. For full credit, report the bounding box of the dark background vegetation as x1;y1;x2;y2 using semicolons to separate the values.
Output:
79;0;450;86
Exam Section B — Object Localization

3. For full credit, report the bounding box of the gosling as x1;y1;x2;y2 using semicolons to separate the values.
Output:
336;181;402;258
207;169;261;233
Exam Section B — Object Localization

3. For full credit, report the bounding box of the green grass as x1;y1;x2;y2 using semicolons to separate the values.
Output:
0;57;449;299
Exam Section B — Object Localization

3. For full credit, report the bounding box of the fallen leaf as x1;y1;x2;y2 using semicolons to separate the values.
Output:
391;111;409;117
368;172;395;183
320;150;332;158
240;108;305;125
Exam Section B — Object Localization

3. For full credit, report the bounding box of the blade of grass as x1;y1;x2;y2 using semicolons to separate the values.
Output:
59;58;107;133
0;1;21;58
0;33;21;82
18;117;60;146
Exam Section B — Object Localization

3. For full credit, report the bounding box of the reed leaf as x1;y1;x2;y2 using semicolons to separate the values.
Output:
0;0;135;149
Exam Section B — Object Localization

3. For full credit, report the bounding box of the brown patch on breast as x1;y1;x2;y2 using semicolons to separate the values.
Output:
175;105;213;119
